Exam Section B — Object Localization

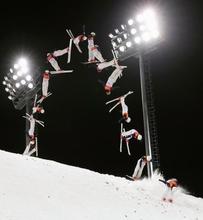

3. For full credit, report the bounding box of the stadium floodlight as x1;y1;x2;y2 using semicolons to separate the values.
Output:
2;57;41;110
109;7;162;177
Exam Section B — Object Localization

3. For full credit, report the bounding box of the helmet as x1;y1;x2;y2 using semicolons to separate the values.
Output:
125;117;131;123
82;36;87;41
137;134;142;141
91;32;96;36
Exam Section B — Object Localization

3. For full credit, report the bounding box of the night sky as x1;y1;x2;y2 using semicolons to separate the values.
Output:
0;1;203;197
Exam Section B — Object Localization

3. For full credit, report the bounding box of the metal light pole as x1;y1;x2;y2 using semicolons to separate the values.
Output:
139;54;153;177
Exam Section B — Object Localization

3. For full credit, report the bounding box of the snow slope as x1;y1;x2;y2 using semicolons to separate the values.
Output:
0;150;202;220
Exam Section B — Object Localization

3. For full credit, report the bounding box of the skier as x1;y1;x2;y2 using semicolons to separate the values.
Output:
106;91;133;123
32;105;45;114
37;70;52;104
159;178;178;203
131;156;151;180
47;47;69;71
120;123;142;155
96;59;117;72
87;32;105;63
104;65;127;95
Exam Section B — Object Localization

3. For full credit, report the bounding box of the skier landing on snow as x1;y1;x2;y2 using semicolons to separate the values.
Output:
159;178;178;203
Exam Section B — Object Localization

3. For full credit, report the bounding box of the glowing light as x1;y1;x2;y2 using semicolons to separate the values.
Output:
8;95;13;100
25;75;32;81
21;79;26;85
28;83;33;89
119;46;126;52
17;70;22;76
123;33;128;39
10;68;13;73
117;37;122;43
152;30;160;38
15;82;20;88
126;41;132;47
134;36;141;44
5;87;9;92
139;25;146;31
109;33;114;38
136;14;144;23
115;29;119;34
128;19;134;26
142;32;151;42
21;66;29;74
13;75;18;80
121;24;126;30
18;58;28;67
2;81;6;85
112;41;117;48
130;28;137;35
14;64;19;69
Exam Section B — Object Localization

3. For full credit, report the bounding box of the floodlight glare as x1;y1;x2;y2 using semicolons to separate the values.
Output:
17;70;22;76
13;75;18;80
139;25;146;31
123;33;128;39
8;95;13;100
117;38;122;43
2;81;6;85
15;82;21;88
152;30;160;38
14;64;19;69
130;28;137;35
134;36;141;44
28;83;33;89
126;41;132;47
136;14;144;23
18;58;28;67
10;68;13;73
112;41;117;48
25;75;32;81
115;29;119;34
142;32;151;42
121;24;126;30
5;87;9;92
109;33;114;38
119;46;126;52
128;19;134;25
7;83;12;88
21;66;29;74
21;79;26;85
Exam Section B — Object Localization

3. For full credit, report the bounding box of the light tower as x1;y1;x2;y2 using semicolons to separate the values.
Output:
109;8;162;177
2;57;41;155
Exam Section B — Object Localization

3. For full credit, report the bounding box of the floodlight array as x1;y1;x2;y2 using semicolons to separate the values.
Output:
2;58;34;101
108;8;161;58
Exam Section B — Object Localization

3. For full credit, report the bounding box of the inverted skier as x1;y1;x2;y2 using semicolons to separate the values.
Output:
120;123;142;155
106;91;134;123
47;47;69;71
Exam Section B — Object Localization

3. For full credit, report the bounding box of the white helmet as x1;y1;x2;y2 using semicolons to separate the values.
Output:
40;109;45;114
137;134;142;141
91;32;96;36
125;117;131;123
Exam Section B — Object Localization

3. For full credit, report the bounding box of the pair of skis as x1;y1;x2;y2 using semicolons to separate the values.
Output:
106;91;134;113
23;137;38;156
66;29;83;64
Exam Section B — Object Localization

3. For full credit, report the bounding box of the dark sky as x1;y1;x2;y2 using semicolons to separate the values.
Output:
0;0;203;197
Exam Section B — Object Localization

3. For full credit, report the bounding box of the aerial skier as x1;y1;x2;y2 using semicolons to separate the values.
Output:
159;178;178;203
47;46;69;71
37;70;52;104
120;123;142;155
105;91;134;123
130;156;151;180
86;32;105;63
104;65;127;95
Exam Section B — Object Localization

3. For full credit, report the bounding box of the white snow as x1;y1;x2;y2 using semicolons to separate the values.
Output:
0;150;202;220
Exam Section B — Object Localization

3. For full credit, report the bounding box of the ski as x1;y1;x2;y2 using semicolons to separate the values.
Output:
67;38;73;64
125;175;135;181
120;123;123;153
50;70;73;74
66;29;83;53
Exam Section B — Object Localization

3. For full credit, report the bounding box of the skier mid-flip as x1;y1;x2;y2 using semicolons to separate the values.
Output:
106;91;134;123
47;47;69;71
120;123;142;155
86;32;105;63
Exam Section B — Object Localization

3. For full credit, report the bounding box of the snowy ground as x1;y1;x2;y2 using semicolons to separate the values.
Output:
0;150;202;220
